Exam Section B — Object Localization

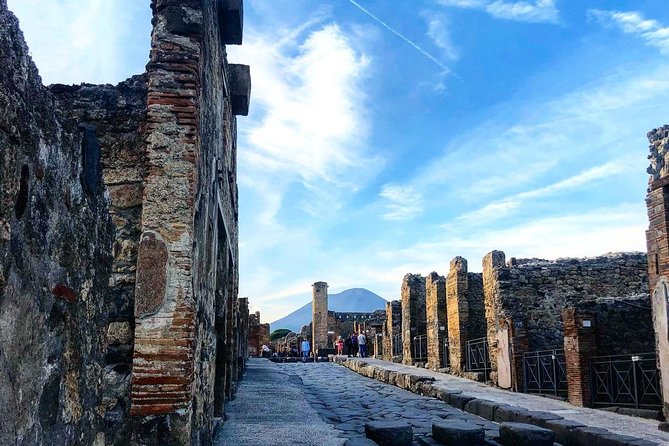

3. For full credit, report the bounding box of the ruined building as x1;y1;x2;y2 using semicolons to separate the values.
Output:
0;0;252;444
248;311;270;357
646;124;669;417
382;251;654;409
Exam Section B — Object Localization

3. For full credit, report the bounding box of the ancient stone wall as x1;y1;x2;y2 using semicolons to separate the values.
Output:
0;0;251;444
0;2;115;444
401;274;426;364
248;311;270;357
49;76;148;443
647;125;669;416
447;258;470;374
484;250;648;387
426;272;447;370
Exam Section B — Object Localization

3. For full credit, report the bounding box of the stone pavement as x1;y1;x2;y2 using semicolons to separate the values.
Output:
338;357;669;445
214;359;346;446
286;361;503;445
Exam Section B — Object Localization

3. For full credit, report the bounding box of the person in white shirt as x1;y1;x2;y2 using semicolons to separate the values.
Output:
300;339;310;362
358;332;367;358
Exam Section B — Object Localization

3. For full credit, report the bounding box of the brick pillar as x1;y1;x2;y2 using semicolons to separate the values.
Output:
312;282;329;355
447;258;469;374
646;126;669;418
563;308;597;407
402;274;426;365
426;272;447;370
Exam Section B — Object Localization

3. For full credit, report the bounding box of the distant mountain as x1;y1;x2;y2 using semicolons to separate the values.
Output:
270;288;388;333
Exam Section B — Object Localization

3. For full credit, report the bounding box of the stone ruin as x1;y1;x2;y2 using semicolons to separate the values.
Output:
0;0;253;444
248;311;270;357
380;251;654;409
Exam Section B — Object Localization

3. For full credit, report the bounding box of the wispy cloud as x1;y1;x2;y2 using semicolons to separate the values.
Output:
379;184;424;221
423;12;459;62
6;0;150;84
437;0;559;24
589;9;669;54
457;160;629;224
347;0;452;74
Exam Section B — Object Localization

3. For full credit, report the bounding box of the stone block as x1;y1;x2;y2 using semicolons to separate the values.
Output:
499;422;555;446
449;393;474;410
218;0;243;44
527;410;563;428
432;420;485;446
575;427;610;445
596;433;654;446
543;418;585;446
162;5;202;36
228;64;251;116
365;421;413;446
475;399;497;420
463;399;480;415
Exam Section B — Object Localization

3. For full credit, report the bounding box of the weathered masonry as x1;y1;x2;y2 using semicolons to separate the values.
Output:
382;251;654;410
646;124;669;418
248;311;270;356
0;0;252;445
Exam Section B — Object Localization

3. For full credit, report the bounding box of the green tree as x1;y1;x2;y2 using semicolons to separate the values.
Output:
270;328;291;341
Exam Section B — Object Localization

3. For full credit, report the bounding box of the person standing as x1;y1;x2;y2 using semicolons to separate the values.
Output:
350;332;358;357
344;335;352;357
300;338;310;362
336;337;344;355
358;332;367;358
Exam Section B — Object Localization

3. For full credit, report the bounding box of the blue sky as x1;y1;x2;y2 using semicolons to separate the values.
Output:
8;0;669;324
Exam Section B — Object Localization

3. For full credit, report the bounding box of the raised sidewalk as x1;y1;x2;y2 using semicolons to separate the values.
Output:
335;357;669;446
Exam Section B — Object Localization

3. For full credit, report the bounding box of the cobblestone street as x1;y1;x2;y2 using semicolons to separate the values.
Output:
288;361;501;445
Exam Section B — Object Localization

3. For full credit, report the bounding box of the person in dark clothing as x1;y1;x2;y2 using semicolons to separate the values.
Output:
344;335;352;357
350;333;358;357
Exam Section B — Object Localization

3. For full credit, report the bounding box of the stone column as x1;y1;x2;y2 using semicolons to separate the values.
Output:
563;308;597;407
383;300;402;361
401;274;426;365
447;258;469;374
483;251;507;385
426;272;447;370
312;282;329;355
646;126;669;418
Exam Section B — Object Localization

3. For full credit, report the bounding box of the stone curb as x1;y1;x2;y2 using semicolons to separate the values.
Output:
334;358;659;446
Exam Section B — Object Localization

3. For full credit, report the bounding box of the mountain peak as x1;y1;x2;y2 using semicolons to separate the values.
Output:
270;288;388;332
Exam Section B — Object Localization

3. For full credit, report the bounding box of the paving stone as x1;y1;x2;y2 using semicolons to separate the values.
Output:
345;439;378;446
365;421;413;446
543;418;586;445
499;422;555;446
432;420;485;446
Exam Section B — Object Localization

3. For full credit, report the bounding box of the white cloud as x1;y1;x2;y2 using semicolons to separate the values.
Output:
457;160;629;224
589;9;669;54
437;0;559;24
6;0;150;84
379;184;424;221
424;13;459;61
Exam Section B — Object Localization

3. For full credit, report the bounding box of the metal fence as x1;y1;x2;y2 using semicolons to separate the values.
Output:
591;353;662;410
465;337;491;378
392;333;403;358
523;349;567;397
442;337;450;368
413;334;427;362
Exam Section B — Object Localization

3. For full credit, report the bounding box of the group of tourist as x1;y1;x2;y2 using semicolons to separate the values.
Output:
335;332;367;358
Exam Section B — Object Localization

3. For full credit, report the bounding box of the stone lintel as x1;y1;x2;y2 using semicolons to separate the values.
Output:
228;64;251;116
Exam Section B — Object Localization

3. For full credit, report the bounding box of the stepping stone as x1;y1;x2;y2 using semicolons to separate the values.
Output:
345;439;378;446
499;422;555;446
432;420;485;446
365;421;413;446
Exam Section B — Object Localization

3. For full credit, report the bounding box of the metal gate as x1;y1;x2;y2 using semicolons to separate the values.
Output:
465;337;491;377
442;337;450;368
523;349;567;396
591;353;662;409
392;333;402;358
413;334;427;362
